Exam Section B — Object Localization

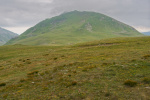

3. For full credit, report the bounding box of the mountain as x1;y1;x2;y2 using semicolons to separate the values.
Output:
0;27;18;46
6;11;143;45
142;31;150;36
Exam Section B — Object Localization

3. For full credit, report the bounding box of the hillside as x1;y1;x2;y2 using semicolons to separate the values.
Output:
0;27;18;46
0;36;150;99
6;11;143;45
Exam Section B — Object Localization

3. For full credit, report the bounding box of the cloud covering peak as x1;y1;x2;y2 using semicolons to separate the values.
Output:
0;0;150;34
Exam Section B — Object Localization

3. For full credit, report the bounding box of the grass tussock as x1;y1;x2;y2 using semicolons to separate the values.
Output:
20;78;26;82
142;55;150;59
0;82;6;87
142;77;150;84
27;70;39;75
124;80;137;87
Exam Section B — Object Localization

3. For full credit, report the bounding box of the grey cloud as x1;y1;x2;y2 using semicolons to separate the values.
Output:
51;0;150;27
0;0;54;27
0;0;150;30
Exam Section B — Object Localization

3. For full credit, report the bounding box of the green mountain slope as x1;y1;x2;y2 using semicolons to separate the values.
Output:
6;11;143;45
0;27;18;46
0;36;150;99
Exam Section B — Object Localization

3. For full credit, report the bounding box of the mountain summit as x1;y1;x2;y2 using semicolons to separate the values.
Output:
0;27;18;46
6;11;142;45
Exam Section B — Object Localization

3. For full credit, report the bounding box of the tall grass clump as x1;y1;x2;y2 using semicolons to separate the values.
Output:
142;77;150;84
124;80;137;87
0;82;6;87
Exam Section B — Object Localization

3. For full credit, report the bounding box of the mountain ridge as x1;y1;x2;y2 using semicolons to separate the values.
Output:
6;11;143;45
0;27;18;46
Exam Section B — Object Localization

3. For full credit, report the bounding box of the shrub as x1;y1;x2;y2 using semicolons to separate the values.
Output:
72;70;77;73
65;81;77;87
124;80;137;87
68;74;72;77
53;67;58;72
2;93;8;98
142;77;150;84
131;59;136;62
25;61;31;64
61;55;65;57
43;54;49;56
71;81;77;86
20;78;26;82
142;55;150;59
27;70;39;80
105;92;111;97
53;57;58;60
82;69;88;72
102;63;109;66
19;59;22;61
15;64;24;68
27;70;39;75
0;82;6;87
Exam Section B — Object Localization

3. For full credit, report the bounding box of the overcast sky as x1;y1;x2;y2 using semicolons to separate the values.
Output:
0;0;150;34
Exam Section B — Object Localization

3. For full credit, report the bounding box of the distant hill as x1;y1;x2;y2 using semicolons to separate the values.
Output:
142;32;150;36
0;27;18;46
6;11;143;45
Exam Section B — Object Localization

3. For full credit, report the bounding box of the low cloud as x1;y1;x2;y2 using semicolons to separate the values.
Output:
0;0;150;34
134;26;150;32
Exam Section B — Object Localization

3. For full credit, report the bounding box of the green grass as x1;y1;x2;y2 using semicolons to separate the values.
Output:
0;36;150;99
6;11;143;46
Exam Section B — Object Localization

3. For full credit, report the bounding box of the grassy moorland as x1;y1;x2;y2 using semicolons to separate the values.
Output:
0;36;150;99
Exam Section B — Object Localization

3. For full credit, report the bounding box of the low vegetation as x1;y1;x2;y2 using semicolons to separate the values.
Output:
0;36;150;99
142;77;150;84
124;80;137;87
0;83;6;87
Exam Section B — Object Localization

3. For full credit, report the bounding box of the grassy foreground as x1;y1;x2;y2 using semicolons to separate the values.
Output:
0;36;150;99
